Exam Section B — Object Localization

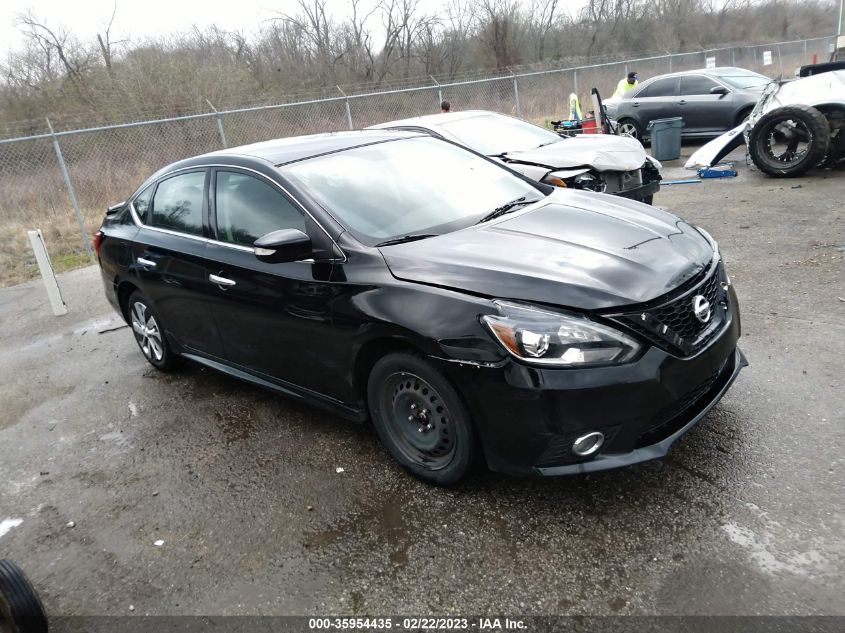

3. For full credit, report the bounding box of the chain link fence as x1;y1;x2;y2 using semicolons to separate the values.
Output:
0;35;835;286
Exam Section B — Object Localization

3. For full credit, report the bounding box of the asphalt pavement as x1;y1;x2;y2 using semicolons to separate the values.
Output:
0;147;843;620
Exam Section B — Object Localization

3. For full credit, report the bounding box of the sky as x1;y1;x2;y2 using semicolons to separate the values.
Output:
1;0;296;56
3;0;536;57
2;0;591;58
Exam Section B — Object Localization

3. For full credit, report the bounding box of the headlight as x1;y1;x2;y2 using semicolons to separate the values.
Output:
481;301;641;367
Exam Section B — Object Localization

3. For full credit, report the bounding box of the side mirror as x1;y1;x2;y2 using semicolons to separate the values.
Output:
710;85;729;97
254;229;312;263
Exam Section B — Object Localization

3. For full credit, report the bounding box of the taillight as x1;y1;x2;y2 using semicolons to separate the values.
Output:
92;231;103;257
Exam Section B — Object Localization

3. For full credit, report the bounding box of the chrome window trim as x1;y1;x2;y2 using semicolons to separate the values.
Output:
128;163;346;262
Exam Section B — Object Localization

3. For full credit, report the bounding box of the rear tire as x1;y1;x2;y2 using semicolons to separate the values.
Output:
0;560;48;633
367;352;477;485
748;105;830;177
127;291;176;371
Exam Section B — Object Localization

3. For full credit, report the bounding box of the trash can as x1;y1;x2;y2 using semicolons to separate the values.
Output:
647;117;684;161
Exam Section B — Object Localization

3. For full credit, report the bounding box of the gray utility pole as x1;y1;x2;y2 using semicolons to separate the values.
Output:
838;0;845;60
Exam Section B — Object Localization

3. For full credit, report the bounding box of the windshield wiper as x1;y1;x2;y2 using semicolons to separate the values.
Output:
476;196;538;224
375;234;438;247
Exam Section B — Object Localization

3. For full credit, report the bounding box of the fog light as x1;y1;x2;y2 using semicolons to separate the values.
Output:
572;431;604;457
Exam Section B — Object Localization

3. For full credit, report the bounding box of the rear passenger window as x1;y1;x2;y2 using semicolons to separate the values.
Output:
215;171;306;247
132;184;154;220
150;172;206;236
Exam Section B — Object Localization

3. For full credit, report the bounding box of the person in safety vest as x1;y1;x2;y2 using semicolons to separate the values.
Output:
613;71;639;98
569;93;583;121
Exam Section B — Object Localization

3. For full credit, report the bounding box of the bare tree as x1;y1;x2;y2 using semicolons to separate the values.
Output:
15;10;95;101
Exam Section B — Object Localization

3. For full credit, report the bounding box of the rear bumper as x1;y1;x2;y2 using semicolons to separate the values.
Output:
434;308;744;477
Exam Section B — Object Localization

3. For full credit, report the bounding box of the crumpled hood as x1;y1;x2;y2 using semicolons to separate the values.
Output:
380;189;714;310
752;70;845;124
502;134;648;172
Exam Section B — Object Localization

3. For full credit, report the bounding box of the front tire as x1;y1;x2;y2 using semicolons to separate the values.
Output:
127;291;176;370
367;352;477;485
617;118;643;141
748;105;830;177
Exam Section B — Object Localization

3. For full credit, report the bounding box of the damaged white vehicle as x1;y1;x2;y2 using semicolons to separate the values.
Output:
369;110;663;204
686;69;845;176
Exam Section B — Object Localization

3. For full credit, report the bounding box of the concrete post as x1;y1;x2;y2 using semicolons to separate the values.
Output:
28;229;67;316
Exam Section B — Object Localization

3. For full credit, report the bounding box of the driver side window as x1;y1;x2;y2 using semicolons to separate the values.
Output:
214;171;306;247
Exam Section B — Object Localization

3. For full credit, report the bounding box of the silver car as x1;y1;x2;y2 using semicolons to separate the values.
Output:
604;67;770;140
369;110;662;204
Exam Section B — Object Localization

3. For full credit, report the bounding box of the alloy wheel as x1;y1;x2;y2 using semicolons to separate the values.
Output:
379;372;457;469
131;301;164;362
618;121;639;138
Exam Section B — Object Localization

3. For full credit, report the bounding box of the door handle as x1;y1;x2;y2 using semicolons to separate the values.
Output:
137;257;156;269
678;100;687;105
209;273;236;288
632;102;640;107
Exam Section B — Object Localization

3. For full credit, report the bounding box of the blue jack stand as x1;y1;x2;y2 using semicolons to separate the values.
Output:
697;166;738;178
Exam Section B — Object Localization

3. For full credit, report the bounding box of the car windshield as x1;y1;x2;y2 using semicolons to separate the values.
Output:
719;72;772;90
436;113;562;155
280;136;542;244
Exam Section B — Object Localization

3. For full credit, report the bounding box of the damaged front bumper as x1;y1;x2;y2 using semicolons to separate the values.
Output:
553;160;661;203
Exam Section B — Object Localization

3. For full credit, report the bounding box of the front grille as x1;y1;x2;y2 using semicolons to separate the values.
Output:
620;169;643;191
608;260;730;357
651;268;721;341
604;169;643;193
635;352;735;447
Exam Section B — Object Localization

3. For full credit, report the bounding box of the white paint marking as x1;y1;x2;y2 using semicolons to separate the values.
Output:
154;540;164;547
722;522;787;574
721;521;830;577
128;401;138;417
0;518;23;539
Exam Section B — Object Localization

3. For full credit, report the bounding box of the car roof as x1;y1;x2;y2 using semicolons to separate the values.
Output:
367;110;498;131
202;129;424;166
641;67;765;83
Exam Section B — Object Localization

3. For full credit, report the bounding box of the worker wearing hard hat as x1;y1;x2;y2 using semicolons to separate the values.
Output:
613;71;639;98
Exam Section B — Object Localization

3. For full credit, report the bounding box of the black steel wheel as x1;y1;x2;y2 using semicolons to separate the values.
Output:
749;105;830;177
0;560;48;633
127;291;176;370
367;352;477;485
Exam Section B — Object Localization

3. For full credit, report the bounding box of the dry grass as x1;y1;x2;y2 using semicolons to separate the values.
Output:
0;212;99;286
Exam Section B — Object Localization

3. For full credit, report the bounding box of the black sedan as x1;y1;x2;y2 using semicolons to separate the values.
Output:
604;67;771;140
96;130;746;484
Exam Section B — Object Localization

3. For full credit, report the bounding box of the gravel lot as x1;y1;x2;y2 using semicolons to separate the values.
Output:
1;146;843;622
